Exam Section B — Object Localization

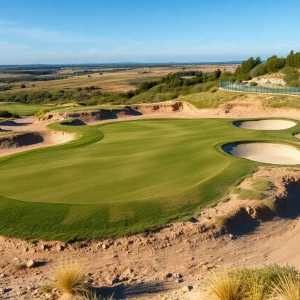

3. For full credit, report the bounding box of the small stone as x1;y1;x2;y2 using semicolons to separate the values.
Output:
165;272;172;279
110;275;119;285
56;244;64;251
102;243;109;250
40;244;47;251
183;285;193;292
26;259;36;268
0;288;6;294
229;234;236;240
0;273;6;278
172;273;183;279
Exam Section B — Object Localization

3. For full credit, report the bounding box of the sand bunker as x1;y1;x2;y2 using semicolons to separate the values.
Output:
223;142;300;165
0;131;75;157
233;119;296;130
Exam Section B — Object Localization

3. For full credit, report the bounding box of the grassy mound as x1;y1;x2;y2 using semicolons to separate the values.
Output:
0;118;299;241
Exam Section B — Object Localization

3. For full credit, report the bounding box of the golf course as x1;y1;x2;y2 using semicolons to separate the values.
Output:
0;117;299;241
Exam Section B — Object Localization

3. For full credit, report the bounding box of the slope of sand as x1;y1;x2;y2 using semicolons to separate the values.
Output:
0;131;75;157
233;119;296;130
223;142;300;165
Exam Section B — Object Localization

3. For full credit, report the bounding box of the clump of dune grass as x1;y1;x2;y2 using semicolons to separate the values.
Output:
52;262;89;296
206;270;243;300
270;272;300;300
206;265;298;300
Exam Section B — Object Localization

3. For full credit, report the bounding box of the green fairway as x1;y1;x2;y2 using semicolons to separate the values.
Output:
0;118;299;241
0;102;65;116
0;102;123;116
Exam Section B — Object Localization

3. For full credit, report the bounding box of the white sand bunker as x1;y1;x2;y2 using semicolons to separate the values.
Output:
233;119;296;130
0;131;75;157
223;142;300;165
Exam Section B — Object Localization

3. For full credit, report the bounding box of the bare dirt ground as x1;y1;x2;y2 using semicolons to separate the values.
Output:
1;96;300;299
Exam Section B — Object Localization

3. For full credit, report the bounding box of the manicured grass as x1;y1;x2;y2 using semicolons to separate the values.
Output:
0;118;299;241
0;102;122;116
0;102;64;116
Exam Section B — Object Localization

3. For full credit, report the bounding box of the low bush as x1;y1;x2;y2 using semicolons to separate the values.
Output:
249;82;258;86
250;63;268;78
0;110;19;118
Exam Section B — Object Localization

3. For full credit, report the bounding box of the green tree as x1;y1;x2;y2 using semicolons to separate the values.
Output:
266;56;285;73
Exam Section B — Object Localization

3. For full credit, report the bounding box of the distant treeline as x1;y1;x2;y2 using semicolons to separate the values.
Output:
0;75;67;84
0;69;223;105
0;69;57;75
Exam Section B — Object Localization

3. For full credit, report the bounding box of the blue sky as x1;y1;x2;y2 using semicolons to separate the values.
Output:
0;0;300;64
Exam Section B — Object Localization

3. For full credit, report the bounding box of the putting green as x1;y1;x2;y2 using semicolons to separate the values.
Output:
0;118;299;241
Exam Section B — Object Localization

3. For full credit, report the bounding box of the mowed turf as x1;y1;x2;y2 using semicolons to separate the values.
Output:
0;118;299;241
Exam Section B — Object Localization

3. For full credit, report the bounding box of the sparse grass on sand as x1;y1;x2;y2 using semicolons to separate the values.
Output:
0;118;299;241
177;90;244;109
206;265;300;300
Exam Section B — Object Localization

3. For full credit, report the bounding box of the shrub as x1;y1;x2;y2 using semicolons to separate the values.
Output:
0;110;19;118
20;84;26;88
249;82;258;86
250;63;267;78
235;79;242;84
266;56;286;73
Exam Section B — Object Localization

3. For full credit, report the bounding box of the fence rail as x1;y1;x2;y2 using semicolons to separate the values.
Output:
220;81;300;96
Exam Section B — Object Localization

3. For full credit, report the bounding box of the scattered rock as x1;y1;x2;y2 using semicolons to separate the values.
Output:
102;243;109;250
26;259;36;268
172;273;183;279
229;234;236;240
183;285;193;292
40;244;48;251
56;244;64;252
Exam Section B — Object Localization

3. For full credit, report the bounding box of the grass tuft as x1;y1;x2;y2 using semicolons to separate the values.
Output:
206;270;243;300
271;272;300;300
81;292;114;300
206;265;298;300
52;262;88;295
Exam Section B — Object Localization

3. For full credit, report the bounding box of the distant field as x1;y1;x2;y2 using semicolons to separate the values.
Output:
0;65;238;94
0;118;298;241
